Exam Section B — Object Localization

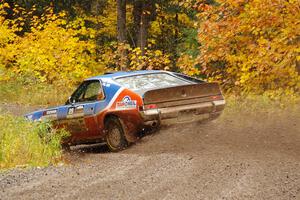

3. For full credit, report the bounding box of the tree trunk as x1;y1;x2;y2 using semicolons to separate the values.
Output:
117;0;127;71
133;1;156;56
133;1;142;48
117;0;127;43
138;7;148;56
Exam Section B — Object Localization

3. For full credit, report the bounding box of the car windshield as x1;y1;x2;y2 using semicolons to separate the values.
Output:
115;73;191;91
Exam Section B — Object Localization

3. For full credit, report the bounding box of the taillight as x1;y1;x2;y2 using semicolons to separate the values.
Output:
211;95;221;100
141;104;158;111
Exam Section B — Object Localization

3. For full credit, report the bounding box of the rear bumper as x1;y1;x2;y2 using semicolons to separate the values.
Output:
140;100;225;126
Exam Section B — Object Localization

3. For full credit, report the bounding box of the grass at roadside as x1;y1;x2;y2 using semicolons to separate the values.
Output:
223;94;300;116
0;113;69;170
0;81;74;106
219;94;300;131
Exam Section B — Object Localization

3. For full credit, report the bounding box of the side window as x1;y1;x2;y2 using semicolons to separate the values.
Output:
71;80;104;103
83;81;102;101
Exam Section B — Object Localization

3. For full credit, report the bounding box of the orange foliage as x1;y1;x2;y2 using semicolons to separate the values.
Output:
197;0;300;95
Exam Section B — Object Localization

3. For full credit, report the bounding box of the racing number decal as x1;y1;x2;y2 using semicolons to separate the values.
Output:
66;105;87;133
68;107;75;115
67;105;84;118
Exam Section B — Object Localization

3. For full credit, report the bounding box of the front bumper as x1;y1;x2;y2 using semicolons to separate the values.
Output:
140;100;225;126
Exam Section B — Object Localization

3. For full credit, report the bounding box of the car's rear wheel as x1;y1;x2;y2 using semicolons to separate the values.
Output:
105;116;128;152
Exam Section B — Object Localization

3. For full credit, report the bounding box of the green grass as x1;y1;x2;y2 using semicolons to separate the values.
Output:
0;113;69;170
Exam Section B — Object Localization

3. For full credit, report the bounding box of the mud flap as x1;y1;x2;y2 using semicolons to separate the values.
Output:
119;118;139;143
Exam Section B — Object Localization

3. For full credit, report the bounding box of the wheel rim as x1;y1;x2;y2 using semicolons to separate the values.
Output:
108;127;122;148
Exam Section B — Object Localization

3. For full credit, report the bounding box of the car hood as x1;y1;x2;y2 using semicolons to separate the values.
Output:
24;106;60;121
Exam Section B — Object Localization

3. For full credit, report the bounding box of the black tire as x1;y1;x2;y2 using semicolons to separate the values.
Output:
105;116;128;152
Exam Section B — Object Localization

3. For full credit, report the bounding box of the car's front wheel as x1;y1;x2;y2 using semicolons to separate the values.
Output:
105;116;128;152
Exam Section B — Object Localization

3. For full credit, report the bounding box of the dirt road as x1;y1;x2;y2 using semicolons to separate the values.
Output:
0;106;300;200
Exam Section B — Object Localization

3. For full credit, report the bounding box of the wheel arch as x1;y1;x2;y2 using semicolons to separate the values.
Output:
104;113;119;124
103;112;139;143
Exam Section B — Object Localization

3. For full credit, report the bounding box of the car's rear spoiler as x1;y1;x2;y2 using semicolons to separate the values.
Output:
143;83;223;105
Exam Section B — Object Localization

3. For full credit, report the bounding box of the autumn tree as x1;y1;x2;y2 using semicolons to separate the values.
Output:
0;0;200;81
151;1;199;71
196;0;300;95
0;3;101;85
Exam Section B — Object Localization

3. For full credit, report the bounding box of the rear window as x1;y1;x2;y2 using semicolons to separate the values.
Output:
115;73;191;91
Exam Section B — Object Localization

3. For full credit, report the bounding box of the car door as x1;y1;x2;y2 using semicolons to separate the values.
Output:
59;80;105;142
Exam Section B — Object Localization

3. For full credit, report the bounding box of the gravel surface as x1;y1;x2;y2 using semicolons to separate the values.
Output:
0;103;44;116
0;105;299;200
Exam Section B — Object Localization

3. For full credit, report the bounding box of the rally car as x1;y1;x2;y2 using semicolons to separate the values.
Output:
25;70;225;151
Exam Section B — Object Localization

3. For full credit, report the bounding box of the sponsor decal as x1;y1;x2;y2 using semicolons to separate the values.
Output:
116;96;137;110
67;105;85;119
76;105;84;110
41;109;57;121
46;110;57;115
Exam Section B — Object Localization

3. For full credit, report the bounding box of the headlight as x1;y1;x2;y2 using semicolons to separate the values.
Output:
26;115;33;120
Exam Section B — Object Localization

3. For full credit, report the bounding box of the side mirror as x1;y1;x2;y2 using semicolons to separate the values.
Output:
67;97;76;105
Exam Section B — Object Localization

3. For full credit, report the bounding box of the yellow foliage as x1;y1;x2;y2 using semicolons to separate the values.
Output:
177;54;200;76
0;4;103;86
128;47;171;71
76;0;117;38
197;0;300;95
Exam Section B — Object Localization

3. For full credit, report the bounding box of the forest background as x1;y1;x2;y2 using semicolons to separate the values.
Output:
0;0;299;104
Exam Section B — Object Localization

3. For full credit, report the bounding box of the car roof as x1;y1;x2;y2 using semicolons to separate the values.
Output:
86;70;169;81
